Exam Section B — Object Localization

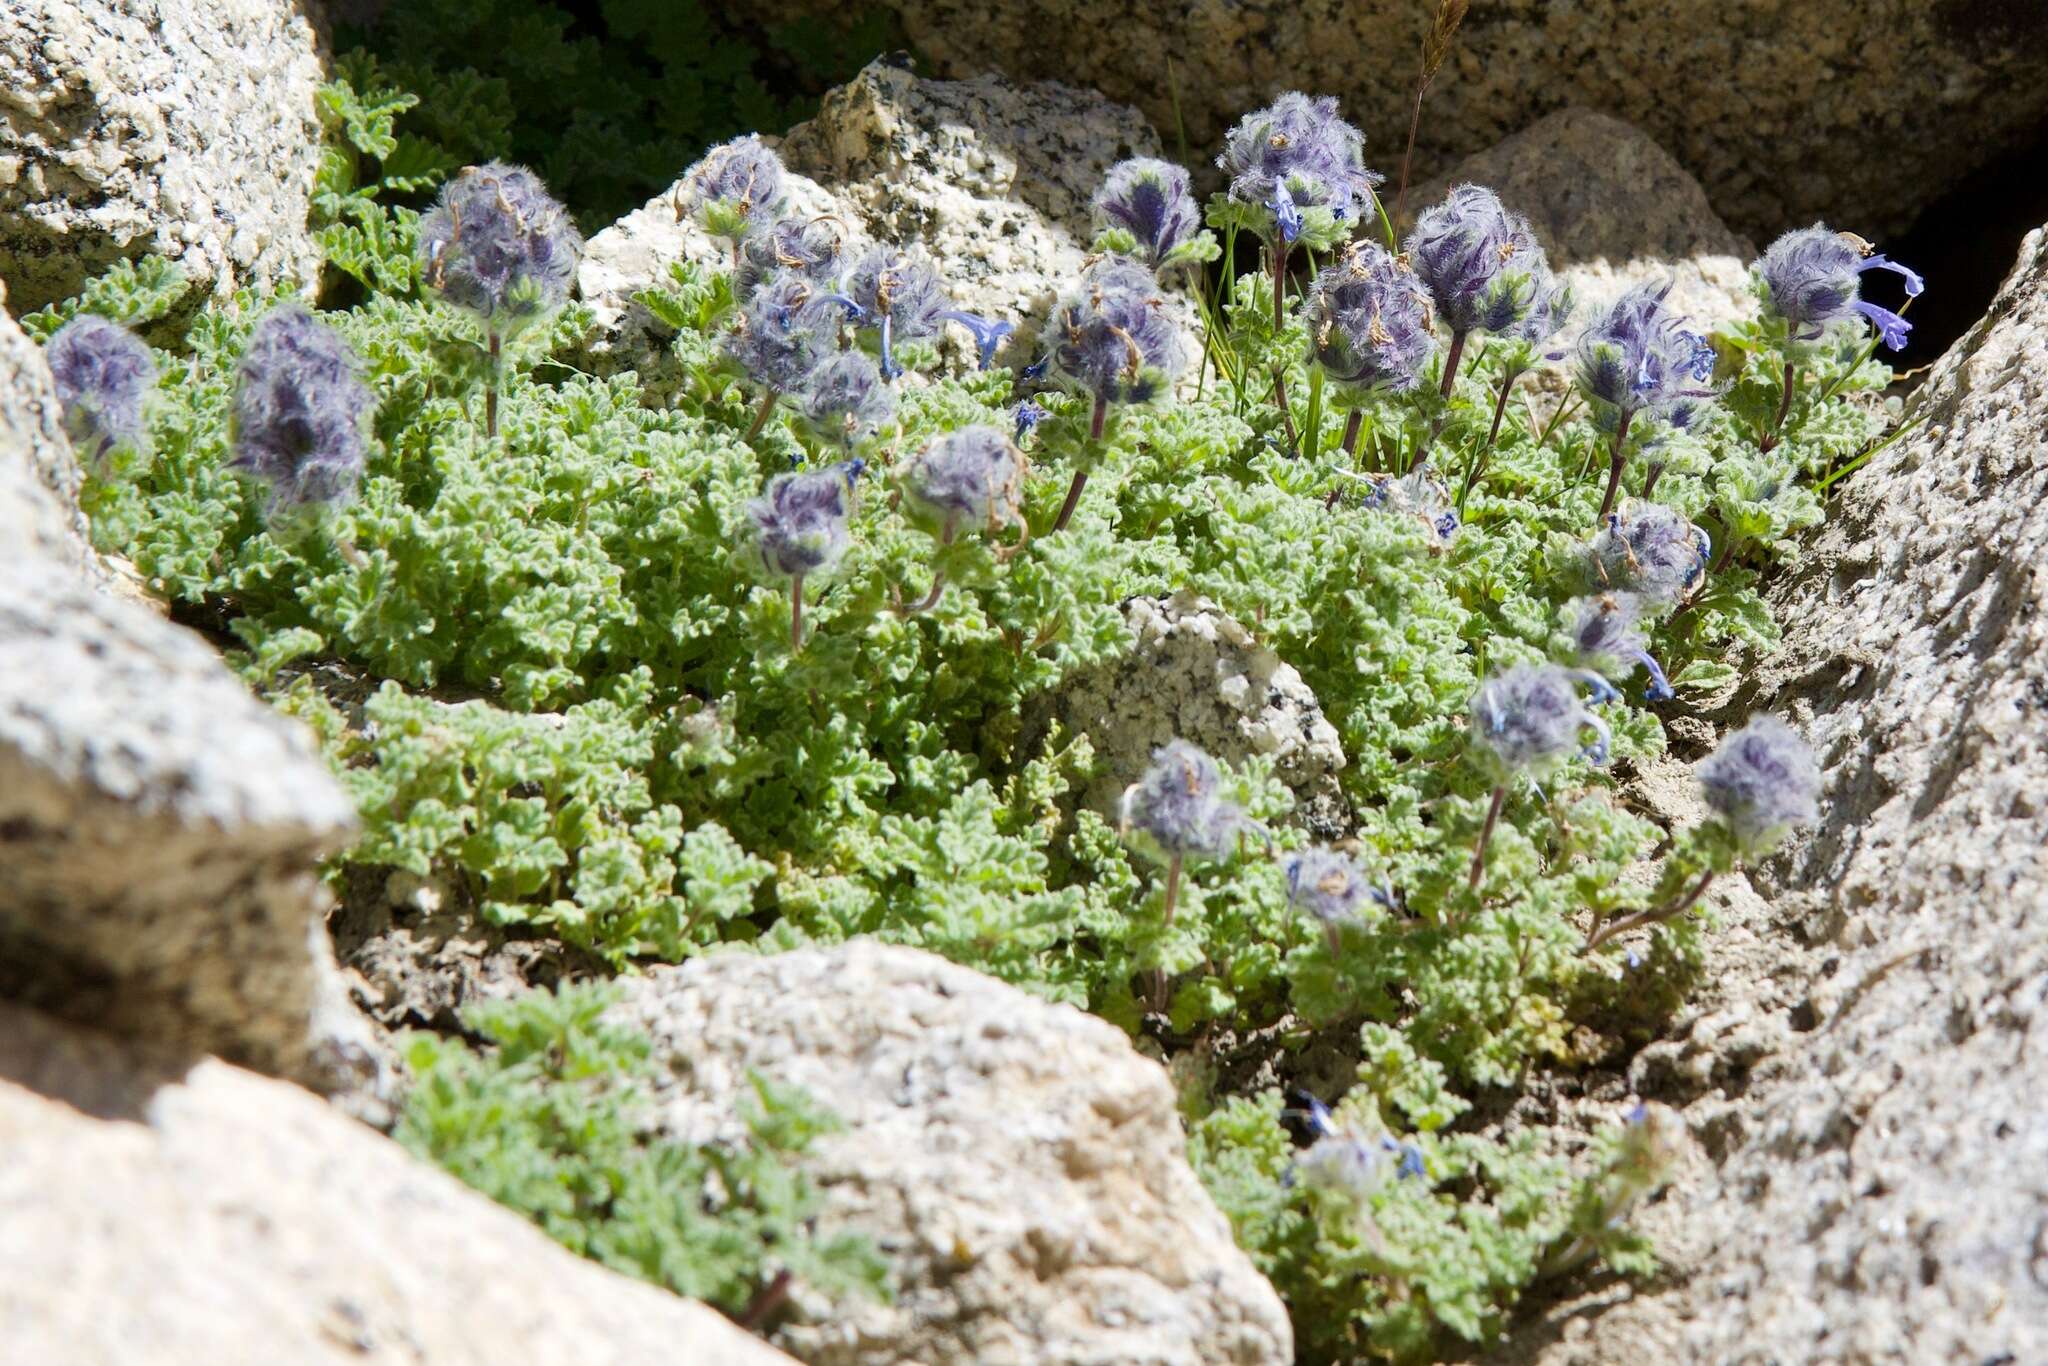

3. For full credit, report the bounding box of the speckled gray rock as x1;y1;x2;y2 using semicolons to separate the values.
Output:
1507;226;2048;1364
0;1002;791;1366
615;942;1293;1366
0;0;326;311
578;61;1174;390
761;4;2048;241
1;302;371;1093
1025;590;1351;839
1410;108;1756;337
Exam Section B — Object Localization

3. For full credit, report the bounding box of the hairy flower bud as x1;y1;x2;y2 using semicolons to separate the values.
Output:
1217;93;1381;247
228;304;374;514
681;135;787;245
1588;502;1710;608
1696;715;1820;855
748;464;859;580
1284;846;1393;931
45;313;155;469
798;350;895;447
418;162;582;338
1755;223;1924;352
1573;282;1717;431
1563;592;1673;701
1294;1134;1388;1199
1306;243;1437;399
1049;257;1185;407
1092;157;1208;271
736;215;848;299
843;245;948;378
1120;740;1243;862
902;425;1027;535
1406;184;1560;339
724;271;849;394
1470;663;1612;780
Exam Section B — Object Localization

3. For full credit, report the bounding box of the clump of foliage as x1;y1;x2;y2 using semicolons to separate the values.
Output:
37;66;1904;1360
396;982;889;1319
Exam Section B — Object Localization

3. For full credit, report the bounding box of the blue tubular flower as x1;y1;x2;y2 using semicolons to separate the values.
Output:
724;271;847;395
843;245;949;379
1217;92;1381;248
1573;282;1717;431
736;214;848;299
1120;740;1243;863
1092;157;1210;271
1756;224;1924;351
418;162;583;340
1471;663;1613;781
1589;502;1711;609
228;304;375;516
1565;592;1674;702
902;425;1027;537
798;351;895;448
45;314;155;469
1696;715;1821;856
1405;184;1554;340
938;310;1015;369
1306;243;1437;399
682;135;787;249
1049;257;1186;409
1012;399;1048;442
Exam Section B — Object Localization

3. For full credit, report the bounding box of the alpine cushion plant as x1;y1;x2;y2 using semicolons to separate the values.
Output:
59;74;1895;1363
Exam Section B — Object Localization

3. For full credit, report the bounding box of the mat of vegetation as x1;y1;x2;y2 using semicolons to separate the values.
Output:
29;66;1915;1361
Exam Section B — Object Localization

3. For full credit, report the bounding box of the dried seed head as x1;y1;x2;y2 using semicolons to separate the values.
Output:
724;270;848;393
418;162;582;336
45;314;155;469
1696;715;1821;856
737;215;848;299
228;304;375;515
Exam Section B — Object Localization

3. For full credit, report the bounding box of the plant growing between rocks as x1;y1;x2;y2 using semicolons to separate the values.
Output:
34;67;1908;1362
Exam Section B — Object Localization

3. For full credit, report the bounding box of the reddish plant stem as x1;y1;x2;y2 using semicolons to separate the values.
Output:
1584;870;1717;952
789;574;805;653
1271;239;1289;330
1163;850;1185;925
1457;372;1516;509
1761;360;1797;454
1438;329;1468;400
1467;784;1506;891
736;1271;794;1332
1052;395;1109;533
745;388;779;441
1341;408;1365;460
1272;370;1300;454
1641;460;1666;500
485;331;502;440
1596;409;1636;522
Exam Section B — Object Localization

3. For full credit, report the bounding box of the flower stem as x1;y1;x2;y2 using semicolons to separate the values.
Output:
1641;460;1666;500
745;388;779;441
1596;409;1635;522
1584;870;1716;951
1456;371;1515;515
1272;370;1300;455
1341;408;1364;460
1053;396;1108;533
485;331;501;440
735;1270;793;1332
1407;330;1468;473
1271;239;1289;331
1761;359;1797;454
1163;850;1184;925
1467;784;1506;891
789;574;805;653
1438;329;1468;400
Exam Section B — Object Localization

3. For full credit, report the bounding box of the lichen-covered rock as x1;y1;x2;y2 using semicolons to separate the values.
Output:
0;0;325;311
0;1002;790;1366
1510;225;2048;1364
1409;108;1756;336
762;3;2048;241
577;61;1173;389
1026;590;1351;839
0;302;370;1095
615;942;1294;1366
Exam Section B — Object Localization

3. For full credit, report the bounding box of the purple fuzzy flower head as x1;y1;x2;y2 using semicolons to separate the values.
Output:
228;304;375;515
736;215;849;299
748;464;858;580
1406;184;1560;339
842;245;949;378
681;135;787;245
1049;257;1186;407
1092;157;1207;271
45;314;156;469
1755;224;1923;352
1307;242;1437;399
798;350;895;448
1285;846;1392;931
1120;740;1243;863
1563;592;1674;702
1696;715;1821;855
1295;1133;1389;1200
902;425;1027;536
1362;466;1460;544
1218;92;1382;247
1588;502;1710;608
1470;663;1612;781
418;162;582;338
1573;282;1717;431
724;271;849;394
